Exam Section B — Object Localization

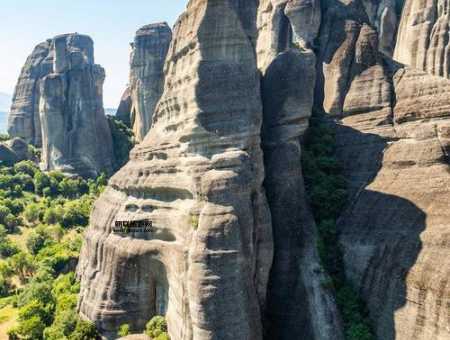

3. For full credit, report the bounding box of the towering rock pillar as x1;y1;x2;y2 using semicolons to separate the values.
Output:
126;23;172;141
77;1;273;339
8;33;115;177
8;41;53;146
262;48;343;340
38;34;114;177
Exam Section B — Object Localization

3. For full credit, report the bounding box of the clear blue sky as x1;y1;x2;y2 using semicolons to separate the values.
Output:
0;0;187;108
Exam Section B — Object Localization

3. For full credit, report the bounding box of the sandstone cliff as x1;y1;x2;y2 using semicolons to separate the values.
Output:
394;0;450;77
256;1;343;339
8;40;53;146
77;1;273;339
117;23;172;142
77;0;450;339
315;1;450;339
9;33;115;177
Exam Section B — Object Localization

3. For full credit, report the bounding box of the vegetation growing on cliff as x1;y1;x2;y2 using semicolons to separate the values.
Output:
146;316;170;340
302;112;375;340
107;115;135;170
0;159;104;339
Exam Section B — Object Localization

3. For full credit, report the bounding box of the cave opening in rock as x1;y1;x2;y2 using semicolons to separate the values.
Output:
146;260;169;319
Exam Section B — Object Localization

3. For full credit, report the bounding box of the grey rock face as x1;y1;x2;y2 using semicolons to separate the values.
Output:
362;0;399;56
256;2;343;338
0;137;32;165
7;138;32;162
285;0;321;49
126;23;172;142
262;49;343;340
77;1;272;339
39;34;114;177
115;86;132;126
0;144;18;165
9;33;114;177
8;41;52;146
394;0;450;77
315;4;450;338
256;0;321;71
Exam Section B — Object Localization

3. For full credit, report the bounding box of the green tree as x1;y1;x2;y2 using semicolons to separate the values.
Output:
14;160;38;177
0;205;11;224
107;116;135;170
8;251;35;283
68;320;100;340
34;171;51;195
118;324;130;337
0;274;11;297
24;203;41;224
43;206;64;225
15;315;46;339
27;229;51;255
0;226;19;257
146;316;169;339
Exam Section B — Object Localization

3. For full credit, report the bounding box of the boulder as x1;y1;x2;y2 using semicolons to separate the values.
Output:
7;137;31;162
0;144;18;166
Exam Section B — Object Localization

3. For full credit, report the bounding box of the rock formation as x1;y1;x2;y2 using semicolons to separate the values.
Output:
394;0;450;77
256;0;321;71
256;1;343;338
0;138;33;165
363;0;400;56
77;0;450;339
262;49;343;340
315;1;450;339
115;87;132;126
8;40;53;146
77;1;273;339
118;23;172;142
9;33;115;177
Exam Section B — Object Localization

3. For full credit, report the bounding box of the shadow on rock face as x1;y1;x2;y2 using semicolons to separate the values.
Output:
335;123;426;340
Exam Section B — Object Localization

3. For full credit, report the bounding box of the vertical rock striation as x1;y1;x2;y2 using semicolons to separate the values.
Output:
8;40;53;146
257;1;343;339
77;1;273;339
8;33;115;177
121;23;172;141
256;0;321;71
261;48;343;340
362;0;400;56
315;2;450;338
394;0;450;77
39;34;114;177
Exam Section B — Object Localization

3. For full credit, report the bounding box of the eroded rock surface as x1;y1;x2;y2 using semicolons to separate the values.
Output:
394;0;450;77
8;40;53;146
115;86;132;126
315;5;450;338
363;0;400;56
77;1;273;339
124;23;172;142
256;0;321;71
262;49;343;340
39;34;114;177
8;33;114;177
